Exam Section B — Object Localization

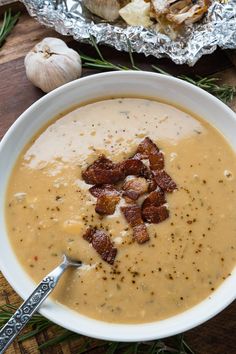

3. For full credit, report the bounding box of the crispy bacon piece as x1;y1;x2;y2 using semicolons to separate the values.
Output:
133;224;150;244
136;137;159;158
121;205;149;243
135;138;164;171
95;194;120;215
142;190;168;223
83;227;117;265
121;205;143;227
153;170;177;192
142;190;166;209
149;152;164;170
142;205;169;224
82;155;124;185
122;177;149;201
89;184;118;198
89;184;120;215
119;159;150;178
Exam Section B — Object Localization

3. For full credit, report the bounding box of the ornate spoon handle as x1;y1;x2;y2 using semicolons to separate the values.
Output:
0;256;79;353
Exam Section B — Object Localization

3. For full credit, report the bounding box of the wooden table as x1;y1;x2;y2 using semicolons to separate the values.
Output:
0;2;236;354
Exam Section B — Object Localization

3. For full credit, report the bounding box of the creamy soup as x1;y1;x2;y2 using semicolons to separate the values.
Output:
6;98;236;323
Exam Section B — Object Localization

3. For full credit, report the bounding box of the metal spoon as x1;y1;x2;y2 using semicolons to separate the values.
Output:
0;254;81;353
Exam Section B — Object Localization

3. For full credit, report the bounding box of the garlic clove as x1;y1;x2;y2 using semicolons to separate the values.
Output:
24;37;82;93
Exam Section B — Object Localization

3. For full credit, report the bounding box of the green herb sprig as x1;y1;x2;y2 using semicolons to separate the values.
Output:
0;9;20;48
80;37;138;71
181;75;236;103
0;304;194;353
80;37;236;104
153;65;236;104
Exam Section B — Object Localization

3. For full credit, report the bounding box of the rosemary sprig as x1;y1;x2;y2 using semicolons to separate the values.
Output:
80;37;236;104
0;9;20;48
81;36;139;71
181;75;236;103
153;65;236;104
0;304;194;353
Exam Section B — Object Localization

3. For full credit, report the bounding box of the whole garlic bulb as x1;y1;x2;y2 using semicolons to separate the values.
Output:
24;37;82;93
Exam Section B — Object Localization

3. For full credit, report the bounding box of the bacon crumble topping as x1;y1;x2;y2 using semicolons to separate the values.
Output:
136;137;159;158
153;170;177;192
121;205;149;244
142;190;168;224
82;155;124;185
82;137;177;264
142;205;169;224
89;184;119;198
120;205;143;227
142;189;166;209
133;224;150;244
149;152;164;170
83;227;117;265
95;194;120;215
119;158;151;178
89;184;120;215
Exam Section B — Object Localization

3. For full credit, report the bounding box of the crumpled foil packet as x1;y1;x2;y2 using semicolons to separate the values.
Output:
20;0;236;66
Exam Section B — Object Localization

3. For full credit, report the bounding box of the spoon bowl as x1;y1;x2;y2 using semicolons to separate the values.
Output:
0;254;82;352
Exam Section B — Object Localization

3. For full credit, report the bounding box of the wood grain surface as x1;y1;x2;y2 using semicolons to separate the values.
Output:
0;2;236;354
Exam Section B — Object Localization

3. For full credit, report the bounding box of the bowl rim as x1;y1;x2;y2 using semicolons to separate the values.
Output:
0;71;236;342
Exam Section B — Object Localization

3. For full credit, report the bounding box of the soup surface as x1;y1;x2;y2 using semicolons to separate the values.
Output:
6;98;236;323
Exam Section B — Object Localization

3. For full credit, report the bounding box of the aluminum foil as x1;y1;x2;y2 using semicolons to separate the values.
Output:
20;0;236;66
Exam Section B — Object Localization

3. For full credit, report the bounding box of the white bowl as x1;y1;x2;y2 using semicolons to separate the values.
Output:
0;72;236;342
